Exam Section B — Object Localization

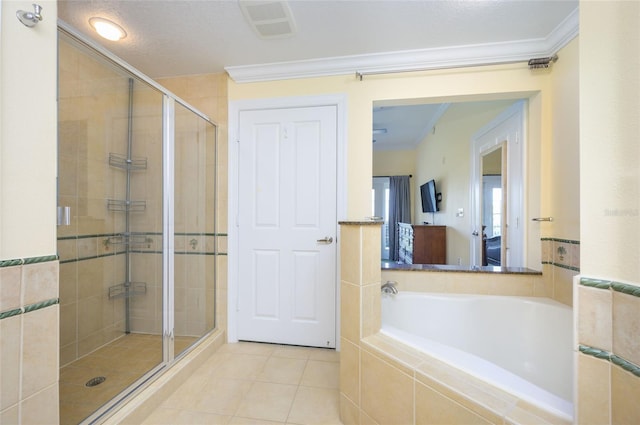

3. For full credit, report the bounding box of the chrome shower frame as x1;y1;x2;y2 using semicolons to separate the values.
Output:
58;19;219;424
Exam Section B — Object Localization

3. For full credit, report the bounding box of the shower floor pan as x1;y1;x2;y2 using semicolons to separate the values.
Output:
59;333;196;425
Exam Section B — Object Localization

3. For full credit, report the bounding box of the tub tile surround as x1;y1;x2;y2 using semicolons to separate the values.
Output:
541;238;580;306
575;277;640;423
339;222;569;425
0;257;60;423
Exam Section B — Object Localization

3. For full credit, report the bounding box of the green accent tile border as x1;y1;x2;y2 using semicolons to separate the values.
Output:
611;355;640;378
0;308;23;320
0;255;58;268
550;262;580;271
579;344;611;360
0;298;59;321
611;282;640;298
579;278;612;290
23;298;60;313
23;254;59;264
580;277;640;297
580;345;640;379
540;237;580;244
0;259;23;267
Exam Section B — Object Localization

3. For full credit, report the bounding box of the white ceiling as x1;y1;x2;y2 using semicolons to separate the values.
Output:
57;0;578;149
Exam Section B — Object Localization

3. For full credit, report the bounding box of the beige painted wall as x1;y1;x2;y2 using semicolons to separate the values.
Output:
413;100;515;265
1;0;57;259
580;3;638;283
228;64;553;225
550;38;580;241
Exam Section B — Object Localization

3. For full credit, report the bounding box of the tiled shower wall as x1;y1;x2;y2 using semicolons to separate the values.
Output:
58;37;164;365
0;258;60;423
575;277;640;423
542;238;580;306
156;73;229;335
58;37;220;366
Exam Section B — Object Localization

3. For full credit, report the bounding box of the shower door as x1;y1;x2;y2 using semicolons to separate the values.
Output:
57;32;166;423
58;28;217;424
173;102;217;355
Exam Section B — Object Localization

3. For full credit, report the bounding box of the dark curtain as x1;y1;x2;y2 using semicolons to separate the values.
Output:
388;175;411;261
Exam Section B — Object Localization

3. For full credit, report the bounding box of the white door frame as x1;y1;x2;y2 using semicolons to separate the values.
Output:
228;94;347;350
470;100;526;267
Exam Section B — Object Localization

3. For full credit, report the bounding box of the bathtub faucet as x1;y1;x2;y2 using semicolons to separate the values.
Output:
381;281;398;295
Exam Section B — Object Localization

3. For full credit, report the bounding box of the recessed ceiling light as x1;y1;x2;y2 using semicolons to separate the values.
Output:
89;17;127;41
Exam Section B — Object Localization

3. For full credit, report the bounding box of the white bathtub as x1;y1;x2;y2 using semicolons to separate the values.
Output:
381;292;573;420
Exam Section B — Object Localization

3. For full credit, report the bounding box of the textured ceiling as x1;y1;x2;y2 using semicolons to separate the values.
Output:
57;0;578;150
58;0;578;79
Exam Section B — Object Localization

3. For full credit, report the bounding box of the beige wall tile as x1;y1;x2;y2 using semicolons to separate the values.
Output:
576;353;610;425
505;404;560;425
576;285;612;350
611;363;640;425
0;404;19;424
361;283;381;338
535;265;554;298
20;384;59;425
340;225;361;284
487;274;535;296
415;381;492;425
340;338;360;405
0;266;21;312
60;341;77;367
60;302;78;347
339;393;360;425
553;266;576;306
570;243;580;269
415;359;512;423
0;315;21;410
340;281;360;344
21;306;59;399
361;335;422;376
361;225;382;285
360;409;378;425
22;261;59;306
360;350;413;425
613;290;640;366
77;295;103;340
541;239;552;263
58;262;78;306
77;258;103;300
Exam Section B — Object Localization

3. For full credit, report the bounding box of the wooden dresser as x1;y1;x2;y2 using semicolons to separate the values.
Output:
398;223;446;264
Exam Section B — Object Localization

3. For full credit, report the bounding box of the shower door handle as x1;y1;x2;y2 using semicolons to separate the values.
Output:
57;206;71;226
317;236;333;244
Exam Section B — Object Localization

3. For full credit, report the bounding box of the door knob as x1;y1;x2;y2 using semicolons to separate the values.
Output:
472;230;479;236
316;236;333;244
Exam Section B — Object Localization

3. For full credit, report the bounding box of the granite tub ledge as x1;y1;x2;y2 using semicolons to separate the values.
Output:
382;262;542;275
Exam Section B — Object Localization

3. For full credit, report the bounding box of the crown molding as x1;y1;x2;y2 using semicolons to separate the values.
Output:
226;7;579;83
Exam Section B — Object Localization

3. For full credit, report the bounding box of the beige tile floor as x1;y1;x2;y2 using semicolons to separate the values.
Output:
142;342;343;425
59;333;196;425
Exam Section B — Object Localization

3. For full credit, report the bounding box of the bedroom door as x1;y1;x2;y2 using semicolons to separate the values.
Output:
236;105;338;348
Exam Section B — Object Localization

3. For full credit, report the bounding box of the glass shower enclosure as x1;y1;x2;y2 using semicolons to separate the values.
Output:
57;28;217;424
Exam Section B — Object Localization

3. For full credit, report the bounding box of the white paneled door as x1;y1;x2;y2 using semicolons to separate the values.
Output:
237;106;337;348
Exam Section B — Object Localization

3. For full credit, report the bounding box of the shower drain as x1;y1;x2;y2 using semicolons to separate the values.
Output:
85;376;106;387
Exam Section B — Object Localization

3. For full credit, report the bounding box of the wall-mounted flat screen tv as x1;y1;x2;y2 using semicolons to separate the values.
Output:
420;179;439;213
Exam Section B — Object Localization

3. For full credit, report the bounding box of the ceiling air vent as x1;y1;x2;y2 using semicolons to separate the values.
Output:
239;1;296;39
